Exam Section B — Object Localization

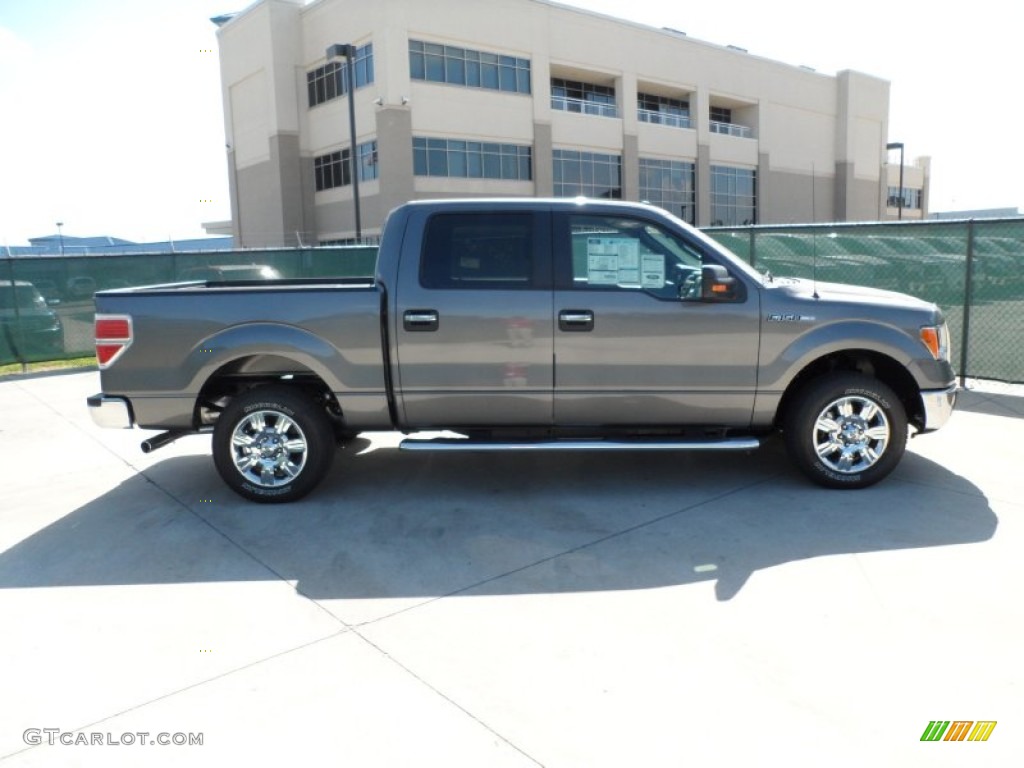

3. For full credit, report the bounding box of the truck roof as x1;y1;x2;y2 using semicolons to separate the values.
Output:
396;198;667;214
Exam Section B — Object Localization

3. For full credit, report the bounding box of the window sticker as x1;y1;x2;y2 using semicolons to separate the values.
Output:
641;254;665;289
587;237;640;286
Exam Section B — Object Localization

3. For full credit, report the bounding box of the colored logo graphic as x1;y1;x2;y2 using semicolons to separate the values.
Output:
921;721;997;742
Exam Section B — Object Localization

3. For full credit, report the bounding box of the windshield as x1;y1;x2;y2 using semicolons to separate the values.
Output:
0;285;47;310
648;207;765;285
687;227;765;283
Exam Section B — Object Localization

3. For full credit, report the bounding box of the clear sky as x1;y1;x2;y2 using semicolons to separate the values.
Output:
1;0;1020;244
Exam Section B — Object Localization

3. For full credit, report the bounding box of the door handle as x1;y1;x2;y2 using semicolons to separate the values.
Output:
558;309;594;332
404;309;439;332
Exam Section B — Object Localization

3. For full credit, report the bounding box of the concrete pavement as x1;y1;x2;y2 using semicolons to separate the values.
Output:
0;370;1021;766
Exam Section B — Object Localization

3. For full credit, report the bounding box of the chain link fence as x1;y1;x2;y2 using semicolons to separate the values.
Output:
706;218;1024;385
3;219;1022;384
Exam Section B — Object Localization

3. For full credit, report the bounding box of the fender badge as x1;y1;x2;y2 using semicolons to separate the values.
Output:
767;313;816;322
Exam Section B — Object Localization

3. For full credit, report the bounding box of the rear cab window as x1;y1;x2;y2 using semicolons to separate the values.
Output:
419;212;550;290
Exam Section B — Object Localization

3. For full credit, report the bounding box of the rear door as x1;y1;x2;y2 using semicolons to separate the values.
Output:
552;210;760;427
393;208;554;428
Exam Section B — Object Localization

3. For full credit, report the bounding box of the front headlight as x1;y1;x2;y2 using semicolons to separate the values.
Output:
920;323;951;362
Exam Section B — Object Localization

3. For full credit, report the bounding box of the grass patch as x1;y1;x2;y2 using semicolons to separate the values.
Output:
0;356;97;377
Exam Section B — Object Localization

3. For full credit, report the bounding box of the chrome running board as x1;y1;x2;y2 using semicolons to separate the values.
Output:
399;436;760;452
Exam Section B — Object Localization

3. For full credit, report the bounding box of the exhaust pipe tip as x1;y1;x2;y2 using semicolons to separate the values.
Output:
140;430;189;454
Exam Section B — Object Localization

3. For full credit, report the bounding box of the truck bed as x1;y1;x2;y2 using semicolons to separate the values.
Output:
94;278;391;431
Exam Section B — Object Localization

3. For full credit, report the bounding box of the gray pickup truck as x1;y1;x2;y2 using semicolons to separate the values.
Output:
88;199;956;502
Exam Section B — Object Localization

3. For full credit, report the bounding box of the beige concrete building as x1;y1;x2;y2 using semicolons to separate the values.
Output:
885;154;930;221
215;0;927;246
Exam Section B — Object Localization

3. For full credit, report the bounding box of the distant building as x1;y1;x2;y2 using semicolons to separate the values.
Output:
214;0;923;246
6;234;233;257
885;156;930;221
929;207;1022;221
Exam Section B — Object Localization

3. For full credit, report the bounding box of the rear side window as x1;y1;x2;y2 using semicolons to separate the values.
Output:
420;213;535;289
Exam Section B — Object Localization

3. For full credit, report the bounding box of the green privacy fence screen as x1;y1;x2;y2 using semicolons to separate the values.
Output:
2;219;1022;384
1;247;377;367
704;218;1024;384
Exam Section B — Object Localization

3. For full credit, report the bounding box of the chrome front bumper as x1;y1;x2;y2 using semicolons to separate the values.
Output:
87;394;134;429
920;384;957;432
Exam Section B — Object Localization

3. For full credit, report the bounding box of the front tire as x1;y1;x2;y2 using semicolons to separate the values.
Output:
213;386;335;503
784;373;907;489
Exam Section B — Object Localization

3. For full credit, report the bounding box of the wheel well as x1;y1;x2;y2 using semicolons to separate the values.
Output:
776;350;924;431
194;355;344;432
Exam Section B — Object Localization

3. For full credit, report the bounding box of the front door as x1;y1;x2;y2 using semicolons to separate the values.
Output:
552;211;760;427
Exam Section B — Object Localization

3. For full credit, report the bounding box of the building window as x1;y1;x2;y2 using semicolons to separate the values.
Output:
637;93;691;129
307;43;374;108
709;105;753;138
639;158;696;224
710;106;732;124
412;138;532;180
887;187;922;209
551;78;617;117
314;140;379;192
409;40;531;94
552;150;621;199
314;151;344;192
710;166;756;226
357;141;379;182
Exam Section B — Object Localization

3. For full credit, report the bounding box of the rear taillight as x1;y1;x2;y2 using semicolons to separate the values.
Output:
95;314;132;369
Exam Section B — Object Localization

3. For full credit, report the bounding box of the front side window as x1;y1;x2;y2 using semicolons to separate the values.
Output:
563;214;706;300
0;285;46;310
420;213;536;290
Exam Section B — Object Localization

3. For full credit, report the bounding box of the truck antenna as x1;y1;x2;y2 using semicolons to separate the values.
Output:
811;162;820;299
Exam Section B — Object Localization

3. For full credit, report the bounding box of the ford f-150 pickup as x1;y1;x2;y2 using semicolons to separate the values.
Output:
88;199;957;502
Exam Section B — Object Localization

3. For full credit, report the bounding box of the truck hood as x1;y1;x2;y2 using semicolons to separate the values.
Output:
767;277;937;313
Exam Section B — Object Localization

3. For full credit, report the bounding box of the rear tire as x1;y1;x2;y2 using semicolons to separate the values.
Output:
213;386;335;503
784;373;907;489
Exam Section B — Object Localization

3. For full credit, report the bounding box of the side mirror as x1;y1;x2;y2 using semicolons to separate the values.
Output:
701;264;739;301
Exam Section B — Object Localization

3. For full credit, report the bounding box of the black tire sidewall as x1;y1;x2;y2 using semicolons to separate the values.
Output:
784;373;907;489
212;386;334;503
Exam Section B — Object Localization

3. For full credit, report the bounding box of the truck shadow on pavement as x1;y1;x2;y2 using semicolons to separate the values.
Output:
0;438;998;603
955;388;1024;420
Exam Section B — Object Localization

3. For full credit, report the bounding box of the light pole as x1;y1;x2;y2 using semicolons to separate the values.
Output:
886;142;905;221
56;221;65;256
326;43;362;241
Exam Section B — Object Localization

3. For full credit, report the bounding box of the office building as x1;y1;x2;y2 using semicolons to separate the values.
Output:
215;0;925;245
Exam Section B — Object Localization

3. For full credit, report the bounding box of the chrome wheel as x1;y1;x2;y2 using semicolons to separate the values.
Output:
811;394;890;474
229;409;309;488
784;373;907;489
213;386;336;503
